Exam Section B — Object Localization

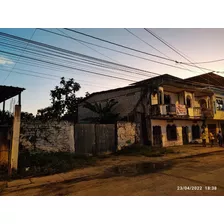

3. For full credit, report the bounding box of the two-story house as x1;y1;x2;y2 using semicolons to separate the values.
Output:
78;73;224;147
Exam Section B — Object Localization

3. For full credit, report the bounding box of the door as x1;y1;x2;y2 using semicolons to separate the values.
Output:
208;124;216;135
153;126;162;147
208;124;217;141
182;126;189;144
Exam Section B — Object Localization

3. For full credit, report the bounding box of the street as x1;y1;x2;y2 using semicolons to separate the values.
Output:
2;151;224;196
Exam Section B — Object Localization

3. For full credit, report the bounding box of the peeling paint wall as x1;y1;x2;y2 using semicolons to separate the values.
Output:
78;87;141;123
20;121;75;152
117;122;139;150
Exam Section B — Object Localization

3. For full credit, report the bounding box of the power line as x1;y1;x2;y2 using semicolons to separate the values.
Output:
0;66;120;88
0;31;164;78
0;39;156;79
0;41;150;80
144;28;207;73
56;28;119;63
124;28;172;59
64;28;175;62
38;28;197;73
2;28;37;83
0;49;137;82
182;58;224;65
124;28;199;75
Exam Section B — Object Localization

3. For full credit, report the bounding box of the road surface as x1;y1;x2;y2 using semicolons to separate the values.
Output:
2;151;224;195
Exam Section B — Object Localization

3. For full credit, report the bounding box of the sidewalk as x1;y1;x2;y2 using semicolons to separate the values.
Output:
1;145;224;194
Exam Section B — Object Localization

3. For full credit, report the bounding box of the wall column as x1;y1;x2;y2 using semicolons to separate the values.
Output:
10;105;21;171
159;87;164;104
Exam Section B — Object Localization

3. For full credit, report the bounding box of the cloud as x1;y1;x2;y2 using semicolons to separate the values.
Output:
0;56;14;65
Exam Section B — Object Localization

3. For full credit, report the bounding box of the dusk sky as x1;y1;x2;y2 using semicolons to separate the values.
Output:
0;28;224;114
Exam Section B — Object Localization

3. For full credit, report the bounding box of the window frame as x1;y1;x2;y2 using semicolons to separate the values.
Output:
166;124;177;141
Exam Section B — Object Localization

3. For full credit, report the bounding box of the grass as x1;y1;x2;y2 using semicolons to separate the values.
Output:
0;145;177;181
113;144;176;157
0;150;97;181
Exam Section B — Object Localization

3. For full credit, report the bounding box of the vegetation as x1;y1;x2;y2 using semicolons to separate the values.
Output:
82;99;120;124
0;150;97;180
37;77;85;122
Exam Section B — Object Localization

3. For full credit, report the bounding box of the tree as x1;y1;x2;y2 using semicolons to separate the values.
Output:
21;112;35;121
0;110;13;124
37;77;82;121
82;99;120;124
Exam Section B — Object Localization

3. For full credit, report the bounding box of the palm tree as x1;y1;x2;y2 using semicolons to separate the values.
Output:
82;99;120;124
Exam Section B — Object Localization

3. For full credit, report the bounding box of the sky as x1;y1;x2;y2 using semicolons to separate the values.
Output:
0;28;224;114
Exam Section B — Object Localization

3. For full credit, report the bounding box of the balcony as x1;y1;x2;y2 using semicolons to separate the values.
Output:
188;107;201;118
201;108;213;118
150;104;188;117
166;104;176;115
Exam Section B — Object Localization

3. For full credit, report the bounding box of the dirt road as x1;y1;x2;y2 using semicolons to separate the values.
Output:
2;151;224;196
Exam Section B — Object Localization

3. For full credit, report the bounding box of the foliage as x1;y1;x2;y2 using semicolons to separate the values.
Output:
0;150;97;180
37;77;83;122
82;99;120;124
21;112;35;121
0;110;13;124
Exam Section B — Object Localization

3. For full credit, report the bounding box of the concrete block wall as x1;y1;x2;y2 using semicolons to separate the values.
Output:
20;120;75;152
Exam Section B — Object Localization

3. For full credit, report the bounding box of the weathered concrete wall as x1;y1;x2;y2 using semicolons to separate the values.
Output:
117;122;139;150
151;119;203;147
78;86;141;123
20;120;75;152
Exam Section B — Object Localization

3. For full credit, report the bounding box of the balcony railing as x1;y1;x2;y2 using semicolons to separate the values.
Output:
201;108;213;118
166;104;176;115
151;105;161;116
150;104;187;116
150;104;213;119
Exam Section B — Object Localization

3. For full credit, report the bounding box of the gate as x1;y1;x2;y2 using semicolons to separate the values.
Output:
75;124;116;155
153;126;162;147
182;126;189;144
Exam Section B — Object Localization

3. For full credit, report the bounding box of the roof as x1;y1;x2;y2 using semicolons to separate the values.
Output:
0;85;25;103
185;72;224;87
130;74;183;86
80;74;181;103
79;73;224;104
79;84;140;103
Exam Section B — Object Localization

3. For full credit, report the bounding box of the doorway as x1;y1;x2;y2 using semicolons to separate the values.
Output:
208;124;216;135
153;126;162;147
182;126;189;144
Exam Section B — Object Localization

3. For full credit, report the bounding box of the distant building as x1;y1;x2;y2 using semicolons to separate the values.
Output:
78;73;224;147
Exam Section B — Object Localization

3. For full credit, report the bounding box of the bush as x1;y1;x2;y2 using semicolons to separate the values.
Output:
14;150;97;179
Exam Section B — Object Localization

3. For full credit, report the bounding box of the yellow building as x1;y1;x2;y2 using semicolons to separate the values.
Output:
79;73;224;147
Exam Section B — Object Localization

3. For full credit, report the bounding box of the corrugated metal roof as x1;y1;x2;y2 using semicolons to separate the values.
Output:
185;72;224;87
0;85;25;103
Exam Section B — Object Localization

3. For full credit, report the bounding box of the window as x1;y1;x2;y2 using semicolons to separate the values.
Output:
167;124;177;141
164;94;171;104
186;95;192;108
192;125;200;139
216;98;224;111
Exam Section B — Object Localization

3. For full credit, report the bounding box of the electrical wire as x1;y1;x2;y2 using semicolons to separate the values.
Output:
0;31;165;78
0;49;137;82
144;28;207;73
38;28;197;73
2;28;37;83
